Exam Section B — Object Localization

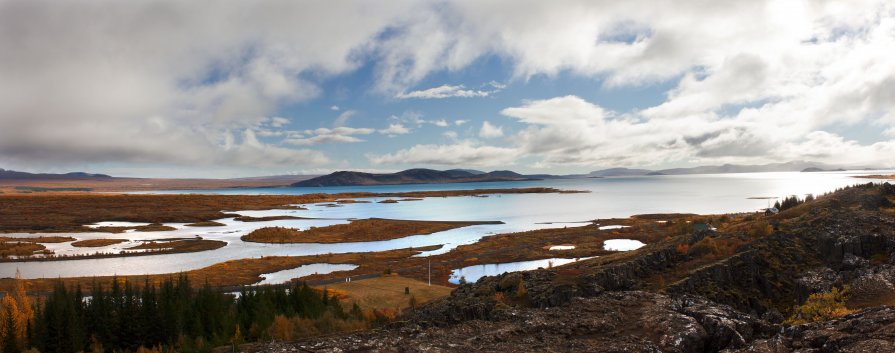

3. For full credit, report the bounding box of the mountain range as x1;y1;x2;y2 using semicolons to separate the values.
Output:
0;168;112;180
588;160;873;177
291;168;551;187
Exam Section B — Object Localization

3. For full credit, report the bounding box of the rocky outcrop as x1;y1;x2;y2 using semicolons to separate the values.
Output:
265;291;773;353
731;306;895;352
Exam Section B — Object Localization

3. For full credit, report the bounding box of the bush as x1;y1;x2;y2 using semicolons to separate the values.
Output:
786;286;852;325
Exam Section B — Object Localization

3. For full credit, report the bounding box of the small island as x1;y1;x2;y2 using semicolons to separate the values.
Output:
241;218;503;243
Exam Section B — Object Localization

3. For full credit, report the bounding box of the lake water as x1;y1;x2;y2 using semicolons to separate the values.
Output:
448;257;594;284
2;171;891;279
255;263;358;285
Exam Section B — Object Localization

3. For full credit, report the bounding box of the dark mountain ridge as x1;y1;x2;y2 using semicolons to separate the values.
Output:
0;168;112;180
292;168;551;187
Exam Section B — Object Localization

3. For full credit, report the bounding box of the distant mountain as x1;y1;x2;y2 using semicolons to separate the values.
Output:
582;161;875;177
446;169;486;175
292;168;544;187
588;168;653;177
0;169;112;180
654;161;857;175
801;167;846;173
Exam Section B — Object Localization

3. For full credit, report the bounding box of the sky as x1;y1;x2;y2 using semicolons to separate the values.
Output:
1;0;894;178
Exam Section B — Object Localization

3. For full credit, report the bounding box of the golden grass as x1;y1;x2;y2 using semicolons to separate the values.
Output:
0;236;76;243
319;275;453;311
185;221;226;227
0;242;47;257
70;238;127;247
242;218;501;243
126;239;226;252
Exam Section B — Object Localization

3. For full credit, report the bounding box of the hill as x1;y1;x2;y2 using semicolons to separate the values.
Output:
587;161;873;177
292;168;545;187
0;168;112;180
588;167;652;177
654;160;856;175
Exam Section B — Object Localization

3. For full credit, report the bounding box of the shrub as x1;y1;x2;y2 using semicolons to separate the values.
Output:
748;221;773;239
786;286;852;325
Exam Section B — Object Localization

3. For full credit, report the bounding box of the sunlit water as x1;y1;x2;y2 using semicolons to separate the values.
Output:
255;263;358;285
603;239;647;251
2;171;891;279
448;257;595;284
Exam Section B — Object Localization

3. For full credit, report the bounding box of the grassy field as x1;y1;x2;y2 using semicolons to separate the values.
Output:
320;275;453;311
70;238;127;247
242;218;502;243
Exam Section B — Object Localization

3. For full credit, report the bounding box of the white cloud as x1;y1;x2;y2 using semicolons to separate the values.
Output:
379;123;411;136
333;110;356;127
396;84;496;99
455;120;469;126
368;140;518;167
330;105;340;111
479;121;504;138
283;126;375;146
268;117;291;128
3;0;895;172
433;119;449;127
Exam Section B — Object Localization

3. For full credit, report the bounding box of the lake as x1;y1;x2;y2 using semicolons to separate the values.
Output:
2;171;891;279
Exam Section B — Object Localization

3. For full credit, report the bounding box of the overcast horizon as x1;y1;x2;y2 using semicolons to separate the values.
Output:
2;0;895;178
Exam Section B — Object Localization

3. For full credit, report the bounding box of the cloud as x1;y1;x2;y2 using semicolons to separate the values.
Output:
368;140;518;167
267;117;291;128
333;110;356;127
283;127;375;146
379;123;411;136
3;0;895;172
479;121;504;138
330;105;340;111
395;84;496;99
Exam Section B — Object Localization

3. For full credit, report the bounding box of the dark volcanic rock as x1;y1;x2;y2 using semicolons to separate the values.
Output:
257;291;773;353
731;307;895;352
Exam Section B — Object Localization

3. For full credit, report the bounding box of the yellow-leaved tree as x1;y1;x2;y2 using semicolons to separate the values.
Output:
0;268;35;351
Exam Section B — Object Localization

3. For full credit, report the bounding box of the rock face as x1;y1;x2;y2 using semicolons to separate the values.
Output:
266;292;773;353
732;307;895;352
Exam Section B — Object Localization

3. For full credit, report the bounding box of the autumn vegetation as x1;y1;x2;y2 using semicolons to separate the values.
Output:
70;239;128;247
242;218;502;243
12;275;373;353
786;286;853;324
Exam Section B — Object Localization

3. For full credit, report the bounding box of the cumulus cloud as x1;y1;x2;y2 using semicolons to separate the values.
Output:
479;121;504;138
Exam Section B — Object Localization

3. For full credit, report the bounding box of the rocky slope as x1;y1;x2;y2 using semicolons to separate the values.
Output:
253;182;895;352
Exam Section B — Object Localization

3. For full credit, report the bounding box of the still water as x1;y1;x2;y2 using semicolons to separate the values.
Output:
2;171;890;279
